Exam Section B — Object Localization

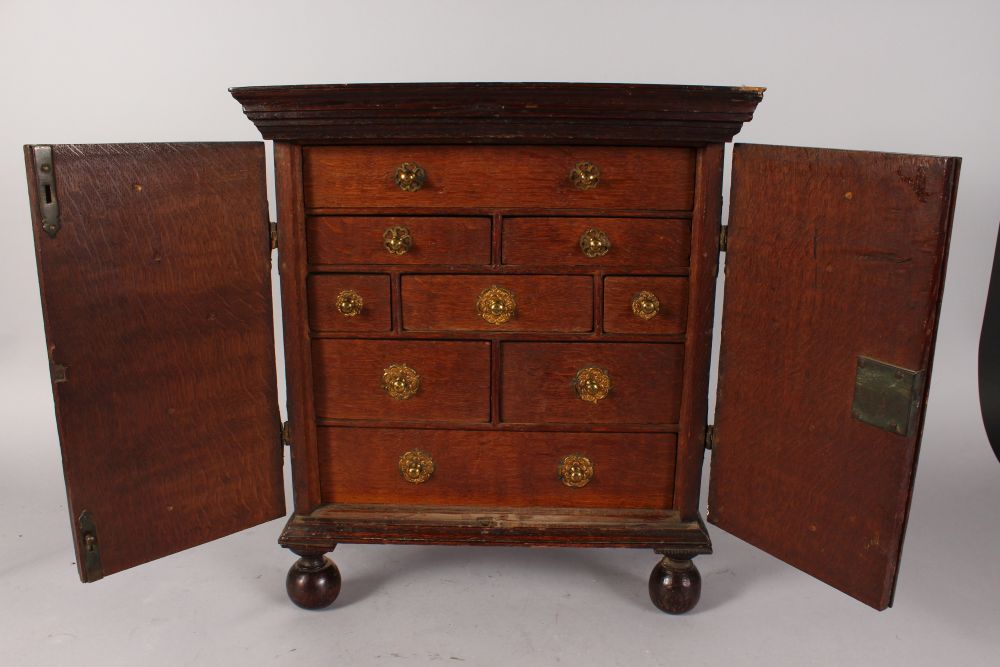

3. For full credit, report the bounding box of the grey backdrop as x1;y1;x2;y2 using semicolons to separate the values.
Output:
1;1;998;665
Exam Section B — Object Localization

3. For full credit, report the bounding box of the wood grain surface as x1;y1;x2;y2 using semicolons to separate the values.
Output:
500;342;685;425
308;273;391;332
312;339;491;422
401;274;594;332
709;144;960;610
603;277;689;334
502;217;691;268
303;146;696;210
25;143;284;580
317;428;676;509
307;215;491;265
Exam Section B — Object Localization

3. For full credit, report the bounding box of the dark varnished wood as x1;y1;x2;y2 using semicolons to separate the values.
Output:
25;143;284;580
231;82;764;145
308;273;391;332
603;277;689;334
303;146;696;211
502;217;691;268
500;342;685;425
710;144;960;610
401;274;594;332
312;339;491;422
307;215;492;265
317;428;676;509
648;555;701;614
280;504;713;551
286;550;342;610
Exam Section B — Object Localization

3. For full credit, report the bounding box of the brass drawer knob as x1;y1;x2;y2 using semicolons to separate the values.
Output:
383;225;413;255
477;285;517;325
336;289;364;317
399;449;434;484
579;228;611;258
570;161;600;190
574;367;611;403
559;454;594;488
631;290;660;320
395;162;426;192
382;363;420;400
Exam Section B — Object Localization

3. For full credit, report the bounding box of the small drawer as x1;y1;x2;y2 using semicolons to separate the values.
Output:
501;342;684;425
317;427;676;510
603;277;689;334
502;217;690;268
402;274;593;332
308;274;391;332
312;339;491;422
307;216;491;266
303;146;696;210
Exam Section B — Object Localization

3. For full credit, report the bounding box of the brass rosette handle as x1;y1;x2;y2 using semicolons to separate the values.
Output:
336;289;364;317
399;449;434;484
382;363;420;400
477;285;517;325
579;228;611;258
558;454;594;488
574;366;611;403
394;162;426;192
570;161;600;190
631;290;660;320
383;225;413;255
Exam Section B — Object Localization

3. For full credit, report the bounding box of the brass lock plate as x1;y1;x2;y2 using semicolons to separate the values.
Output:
851;356;924;436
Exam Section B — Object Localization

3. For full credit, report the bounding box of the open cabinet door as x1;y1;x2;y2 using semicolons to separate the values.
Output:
25;143;285;582
709;144;960;609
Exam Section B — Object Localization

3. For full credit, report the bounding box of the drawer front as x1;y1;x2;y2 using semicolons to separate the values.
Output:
402;274;594;332
312;339;491;422
603;277;689;334
318;427;676;509
308;274;391;332
501;343;684;425
502;217;690;268
304;146;696;210
307;216;492;266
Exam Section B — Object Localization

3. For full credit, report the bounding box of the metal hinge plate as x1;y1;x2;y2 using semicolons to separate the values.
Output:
281;420;291;447
705;425;716;450
270;221;278;251
719;225;729;253
32;145;61;238
77;510;103;582
851;356;925;437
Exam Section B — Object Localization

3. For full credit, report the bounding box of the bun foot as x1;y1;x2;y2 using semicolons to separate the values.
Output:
648;555;701;614
286;552;341;610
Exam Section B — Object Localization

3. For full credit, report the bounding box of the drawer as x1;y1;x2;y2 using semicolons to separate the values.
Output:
307;216;491;266
303;146;696;210
312;339;491;422
501;343;684;425
308;274;391;332
317;427;676;510
402;274;593;332
502;217;690;268
603;277;689;334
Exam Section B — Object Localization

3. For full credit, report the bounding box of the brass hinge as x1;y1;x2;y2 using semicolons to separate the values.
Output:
269;221;278;251
77;510;103;582
281;420;291;447
719;225;729;253
704;425;716;451
32;145;61;238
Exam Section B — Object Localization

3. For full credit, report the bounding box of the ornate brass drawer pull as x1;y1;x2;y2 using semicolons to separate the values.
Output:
394;162;426;192
399;449;434;484
558;454;594;488
477;285;517;325
579;228;611;258
570;161;600;190
574;367;611;403
383;225;412;255
631;290;660;320
335;289;364;317
382;363;420;400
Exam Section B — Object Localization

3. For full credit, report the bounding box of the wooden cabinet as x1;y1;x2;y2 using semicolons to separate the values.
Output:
23;83;960;614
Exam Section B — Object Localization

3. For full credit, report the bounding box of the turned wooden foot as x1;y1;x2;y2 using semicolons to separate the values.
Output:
648;554;701;614
286;549;341;610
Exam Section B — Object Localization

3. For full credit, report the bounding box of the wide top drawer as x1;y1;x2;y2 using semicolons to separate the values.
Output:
303;146;696;210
